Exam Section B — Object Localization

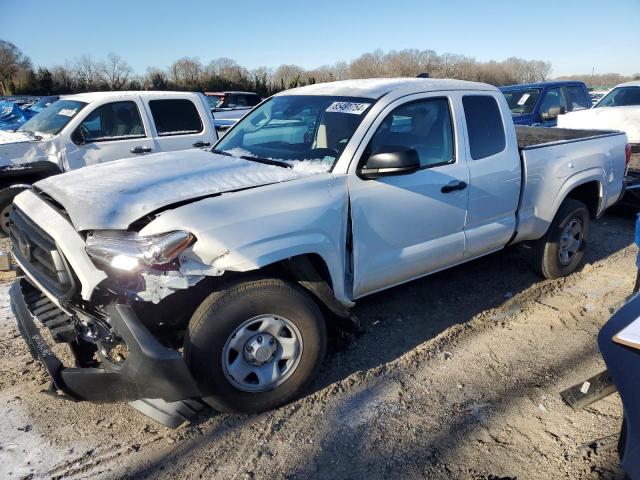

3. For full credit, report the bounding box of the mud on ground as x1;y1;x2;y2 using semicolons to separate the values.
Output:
0;212;636;480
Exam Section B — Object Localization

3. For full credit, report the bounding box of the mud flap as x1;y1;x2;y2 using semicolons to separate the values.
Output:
560;370;617;411
128;398;208;429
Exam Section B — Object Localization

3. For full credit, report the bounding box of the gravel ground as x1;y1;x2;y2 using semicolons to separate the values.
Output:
0;211;636;480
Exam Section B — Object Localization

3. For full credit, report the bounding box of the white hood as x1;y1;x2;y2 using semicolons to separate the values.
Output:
34;149;318;231
0;130;54;167
557;106;640;144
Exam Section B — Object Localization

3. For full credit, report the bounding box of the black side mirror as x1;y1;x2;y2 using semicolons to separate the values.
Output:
71;127;86;145
540;105;563;121
358;148;421;180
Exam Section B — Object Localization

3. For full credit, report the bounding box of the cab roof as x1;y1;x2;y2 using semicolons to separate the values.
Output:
66;91;203;103
500;81;587;91
280;78;498;99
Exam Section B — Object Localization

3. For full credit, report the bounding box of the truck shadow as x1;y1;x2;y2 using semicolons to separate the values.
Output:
313;211;634;392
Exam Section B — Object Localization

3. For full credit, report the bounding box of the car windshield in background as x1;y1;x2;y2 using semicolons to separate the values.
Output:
502;88;541;115
214;95;374;172
595;86;640;107
18;99;87;137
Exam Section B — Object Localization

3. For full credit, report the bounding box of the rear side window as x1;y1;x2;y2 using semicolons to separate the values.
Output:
462;95;506;160
79;101;145;142
149;99;203;136
565;86;590;111
246;95;261;107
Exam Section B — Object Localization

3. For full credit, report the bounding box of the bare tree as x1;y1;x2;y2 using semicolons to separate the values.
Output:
99;53;132;90
71;54;101;90
0;40;31;95
169;57;203;89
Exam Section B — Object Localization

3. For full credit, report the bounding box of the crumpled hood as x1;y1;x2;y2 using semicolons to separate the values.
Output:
35;149;317;231
557;106;640;144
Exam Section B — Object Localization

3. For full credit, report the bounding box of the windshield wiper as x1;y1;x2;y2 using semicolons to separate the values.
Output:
211;148;233;156
239;155;292;169
211;149;291;169
18;129;42;140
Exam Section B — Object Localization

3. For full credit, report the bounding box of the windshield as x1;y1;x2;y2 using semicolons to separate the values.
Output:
214;95;374;172
502;88;541;115
18;99;87;136
595;86;640;107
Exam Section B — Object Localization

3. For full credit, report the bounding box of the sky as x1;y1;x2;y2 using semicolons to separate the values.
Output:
2;0;639;77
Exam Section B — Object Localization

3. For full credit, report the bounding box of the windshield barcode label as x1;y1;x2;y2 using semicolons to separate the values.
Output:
57;108;78;117
326;102;370;115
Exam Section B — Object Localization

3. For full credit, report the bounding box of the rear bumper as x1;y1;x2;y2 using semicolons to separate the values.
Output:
10;279;201;403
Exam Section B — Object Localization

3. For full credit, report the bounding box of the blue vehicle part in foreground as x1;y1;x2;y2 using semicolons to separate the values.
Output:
598;293;640;479
499;81;591;127
0;100;37;131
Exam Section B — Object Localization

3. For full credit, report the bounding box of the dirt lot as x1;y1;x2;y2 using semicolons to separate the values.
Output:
0;210;636;480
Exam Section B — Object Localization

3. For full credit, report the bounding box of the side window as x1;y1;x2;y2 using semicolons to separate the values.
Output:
149;99;203;136
462;95;506;160
229;95;247;107
540;87;567;114
78;101;145;142
246;95;261;107
565;86;590;111
368;98;454;168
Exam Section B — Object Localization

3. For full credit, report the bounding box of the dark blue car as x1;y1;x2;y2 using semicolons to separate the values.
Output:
500;81;592;127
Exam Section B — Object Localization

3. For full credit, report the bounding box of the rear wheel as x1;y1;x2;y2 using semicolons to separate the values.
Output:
0;185;29;237
184;277;327;414
531;198;590;279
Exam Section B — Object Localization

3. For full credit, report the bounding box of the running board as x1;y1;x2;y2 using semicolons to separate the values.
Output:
560;370;617;411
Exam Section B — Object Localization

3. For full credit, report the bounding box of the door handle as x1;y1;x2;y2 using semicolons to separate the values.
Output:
192;141;211;148
441;180;467;193
130;146;152;154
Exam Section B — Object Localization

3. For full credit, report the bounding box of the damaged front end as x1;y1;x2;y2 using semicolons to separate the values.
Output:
84;229;216;304
8;201;213;424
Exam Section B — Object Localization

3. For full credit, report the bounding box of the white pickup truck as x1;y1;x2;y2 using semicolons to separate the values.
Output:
0;91;217;235
9;78;629;426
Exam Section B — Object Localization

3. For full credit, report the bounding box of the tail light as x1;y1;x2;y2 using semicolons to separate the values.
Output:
625;144;631;175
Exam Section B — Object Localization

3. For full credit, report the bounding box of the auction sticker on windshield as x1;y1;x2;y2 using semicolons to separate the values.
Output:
326;102;371;115
58;108;78;117
517;93;531;106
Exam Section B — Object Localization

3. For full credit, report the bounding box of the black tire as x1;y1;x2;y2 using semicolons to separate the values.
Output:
0;185;30;237
184;277;327;414
530;198;590;279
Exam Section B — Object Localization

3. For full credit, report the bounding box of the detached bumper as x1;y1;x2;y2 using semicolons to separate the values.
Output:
10;279;201;403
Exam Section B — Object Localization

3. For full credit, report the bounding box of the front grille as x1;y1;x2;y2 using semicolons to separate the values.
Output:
9;206;76;300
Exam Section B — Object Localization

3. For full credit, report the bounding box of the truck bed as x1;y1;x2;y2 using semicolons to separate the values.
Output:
515;126;621;150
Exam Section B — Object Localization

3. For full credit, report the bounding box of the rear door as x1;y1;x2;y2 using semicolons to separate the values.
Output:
460;93;521;258
348;92;469;298
563;85;591;112
64;98;155;169
144;96;215;153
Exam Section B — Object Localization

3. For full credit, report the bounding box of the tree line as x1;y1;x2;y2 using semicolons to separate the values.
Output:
1;39;637;98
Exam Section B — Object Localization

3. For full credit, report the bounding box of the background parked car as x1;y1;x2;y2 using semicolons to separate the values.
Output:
500;81;591;127
0;90;218;235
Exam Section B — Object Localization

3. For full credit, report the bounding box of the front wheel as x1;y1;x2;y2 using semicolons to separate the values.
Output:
0;185;30;237
184;277;327;414
530;198;590;279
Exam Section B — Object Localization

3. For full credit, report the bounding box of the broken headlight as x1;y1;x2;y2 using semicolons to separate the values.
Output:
85;230;195;272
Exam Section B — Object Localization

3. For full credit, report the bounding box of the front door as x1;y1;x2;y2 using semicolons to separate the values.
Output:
349;95;469;298
64;99;154;170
